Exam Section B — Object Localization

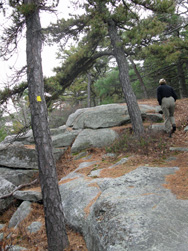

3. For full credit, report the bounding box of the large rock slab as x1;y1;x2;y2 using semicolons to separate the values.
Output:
60;177;100;231
0;143;65;170
150;123;165;132
0;167;38;186
13;190;42;202
52;129;80;148
0;144;37;169
142;113;163;122
2;126;68;144
170;147;188;152
2;126;67;144
53;147;67;160
8;201;32;228
86;166;187;251
2;130;34;144
50;125;67;136
66;104;129;129
66;104;161;130
60;163;188;251
27;221;42;234
71;128;119;153
0;177;16;213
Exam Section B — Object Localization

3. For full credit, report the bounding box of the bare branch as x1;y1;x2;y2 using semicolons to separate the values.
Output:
0;179;38;200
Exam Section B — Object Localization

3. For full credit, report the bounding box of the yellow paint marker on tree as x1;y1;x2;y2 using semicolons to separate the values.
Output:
37;96;42;102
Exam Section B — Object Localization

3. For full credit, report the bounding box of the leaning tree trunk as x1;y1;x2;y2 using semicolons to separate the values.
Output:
107;19;144;136
25;2;68;250
129;57;149;99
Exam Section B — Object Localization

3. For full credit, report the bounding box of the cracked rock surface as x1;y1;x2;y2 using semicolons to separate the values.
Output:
59;161;188;251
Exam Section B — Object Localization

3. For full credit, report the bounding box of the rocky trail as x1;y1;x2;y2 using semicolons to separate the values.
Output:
1;99;188;251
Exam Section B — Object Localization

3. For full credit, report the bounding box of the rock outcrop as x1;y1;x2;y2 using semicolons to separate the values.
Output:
2;102;176;250
66;103;162;129
8;201;32;229
2;155;188;251
0;103;162;203
59;162;188;251
0;177;16;213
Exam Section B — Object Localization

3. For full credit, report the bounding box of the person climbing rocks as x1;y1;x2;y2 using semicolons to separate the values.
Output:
157;78;178;137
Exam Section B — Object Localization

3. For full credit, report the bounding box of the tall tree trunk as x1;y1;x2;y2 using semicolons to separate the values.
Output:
107;19;144;136
129;57;149;99
25;2;68;250
177;60;188;98
87;72;91;107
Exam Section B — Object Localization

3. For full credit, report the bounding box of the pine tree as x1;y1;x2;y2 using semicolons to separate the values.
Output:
1;1;69;250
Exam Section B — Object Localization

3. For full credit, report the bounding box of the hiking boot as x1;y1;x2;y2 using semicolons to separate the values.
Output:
169;131;172;138
172;124;176;133
169;125;176;138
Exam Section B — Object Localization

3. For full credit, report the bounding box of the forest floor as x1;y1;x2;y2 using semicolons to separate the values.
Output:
1;98;188;251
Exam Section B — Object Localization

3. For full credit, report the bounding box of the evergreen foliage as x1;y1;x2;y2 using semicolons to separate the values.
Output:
0;0;188;129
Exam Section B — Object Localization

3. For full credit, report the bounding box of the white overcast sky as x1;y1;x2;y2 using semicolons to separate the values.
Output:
0;0;84;89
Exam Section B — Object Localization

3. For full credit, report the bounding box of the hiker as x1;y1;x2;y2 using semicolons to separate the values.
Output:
157;78;177;137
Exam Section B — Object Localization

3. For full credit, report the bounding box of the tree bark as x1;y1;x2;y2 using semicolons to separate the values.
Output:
129;57;149;99
107;19;144;136
87;72;91;107
25;2;68;250
177;60;188;98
